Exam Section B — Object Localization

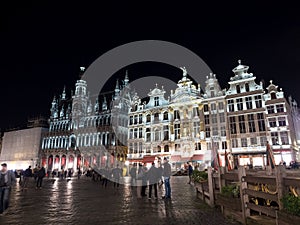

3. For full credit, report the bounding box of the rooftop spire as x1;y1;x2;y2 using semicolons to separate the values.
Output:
124;70;129;86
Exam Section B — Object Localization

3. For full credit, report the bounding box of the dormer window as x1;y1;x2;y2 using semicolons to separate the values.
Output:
271;92;276;100
245;83;250;92
154;97;159;106
236;85;241;93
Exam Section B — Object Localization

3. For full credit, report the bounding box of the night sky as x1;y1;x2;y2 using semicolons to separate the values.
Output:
1;2;300;130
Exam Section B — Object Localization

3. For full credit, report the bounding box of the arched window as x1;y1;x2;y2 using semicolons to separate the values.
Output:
146;114;151;122
163;111;168;120
164;145;169;152
271;92;276;100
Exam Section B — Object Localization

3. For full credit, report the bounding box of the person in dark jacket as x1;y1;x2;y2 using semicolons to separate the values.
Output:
36;166;46;189
0;163;16;215
162;157;172;199
147;162;159;199
22;166;32;191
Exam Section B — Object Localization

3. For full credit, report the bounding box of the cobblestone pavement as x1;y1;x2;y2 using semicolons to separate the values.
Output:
0;176;241;225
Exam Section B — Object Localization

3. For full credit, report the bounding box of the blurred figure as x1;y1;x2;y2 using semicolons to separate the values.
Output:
22;166;32;191
162;157;171;199
36;166;46;189
0;163;16;215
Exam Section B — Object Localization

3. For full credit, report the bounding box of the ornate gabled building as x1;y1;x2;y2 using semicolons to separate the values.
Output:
264;80;298;164
41;68;132;172
128;61;299;169
39;61;300;173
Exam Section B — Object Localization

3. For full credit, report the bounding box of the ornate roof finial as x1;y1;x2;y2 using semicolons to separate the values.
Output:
180;66;187;77
270;80;273;84
238;59;241;65
155;83;158;88
80;66;85;72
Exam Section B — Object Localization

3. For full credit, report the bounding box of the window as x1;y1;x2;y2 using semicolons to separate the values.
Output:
231;139;238;148
239;115;246;133
129;129;133;139
219;113;225;123
193;122;200;138
204;115;210;125
228;99;234;112
267;106;275;114
163;111;168;120
260;136;267;146
257;113;266;131
193;107;199;117
246;97;252;109
269;118;277;127
236;84;241;93
278;117;286;126
139;128;143;138
207;142;212;150
276;104;284;113
175;144;180;151
195;142;201;150
271;132;279;145
174;124;180;139
129;116;133;125
241;138;247;147
154;129;160;141
134;104;138;111
212;126;218;136
218;102;224;110
154;96;159;106
134;115;138;124
205;127;211;138
222;141;227;149
210;87;215;97
271;92;276;100
204;104;209;112
139;142;143;153
211;103;217;111
212;114;218;124
248;114;256;132
163;125;169;140
134;128;138;138
139;114;142;124
157;146;161;152
237;98;243;111
221;126;226;136
146;128;151;142
229;117;237;134
146;114;151;123
164;145;169;152
245;83;250;92
154;113;159;121
174;110;180;120
129;143;133;154
134;143;138;154
280;131;289;145
255;95;262;108
250;137;257;145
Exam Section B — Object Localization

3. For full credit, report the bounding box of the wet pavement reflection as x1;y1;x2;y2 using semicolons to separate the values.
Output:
0;176;240;225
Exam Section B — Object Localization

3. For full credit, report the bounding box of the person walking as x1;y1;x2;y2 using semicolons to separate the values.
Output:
36;166;46;189
162;157;171;199
187;162;193;184
22;165;32;191
147;162;159;200
129;164;137;186
0;163;16;215
141;164;148;197
112;164;122;188
136;164;143;198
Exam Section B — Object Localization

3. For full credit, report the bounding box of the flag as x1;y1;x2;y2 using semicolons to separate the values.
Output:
266;142;275;169
224;149;232;171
